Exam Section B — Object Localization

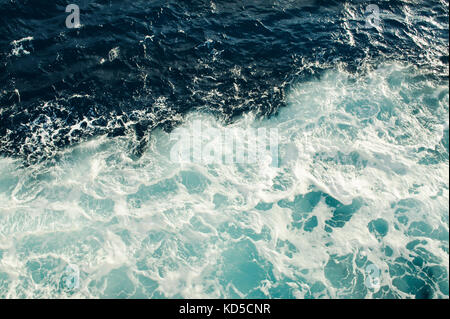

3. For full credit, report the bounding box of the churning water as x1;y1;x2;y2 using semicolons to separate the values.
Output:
0;0;448;298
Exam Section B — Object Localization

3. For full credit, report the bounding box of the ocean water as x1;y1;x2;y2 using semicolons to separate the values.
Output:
0;0;448;299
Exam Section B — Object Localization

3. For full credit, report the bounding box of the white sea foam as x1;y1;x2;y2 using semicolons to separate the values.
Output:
0;63;448;298
9;36;33;57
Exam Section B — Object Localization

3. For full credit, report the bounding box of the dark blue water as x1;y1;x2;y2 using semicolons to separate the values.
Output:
1;0;447;162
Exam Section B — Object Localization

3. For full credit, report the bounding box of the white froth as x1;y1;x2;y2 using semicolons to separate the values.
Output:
0;63;448;298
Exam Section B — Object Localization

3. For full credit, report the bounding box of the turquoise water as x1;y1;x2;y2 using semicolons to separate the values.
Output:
0;63;448;298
